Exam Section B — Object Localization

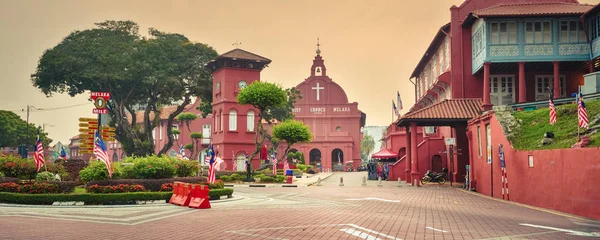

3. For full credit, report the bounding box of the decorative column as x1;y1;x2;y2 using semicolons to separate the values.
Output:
410;122;419;186
553;61;560;98
482;62;492;110
405;126;411;182
518;62;526;103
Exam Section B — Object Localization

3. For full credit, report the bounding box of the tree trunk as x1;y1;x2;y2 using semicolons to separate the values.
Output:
158;94;191;156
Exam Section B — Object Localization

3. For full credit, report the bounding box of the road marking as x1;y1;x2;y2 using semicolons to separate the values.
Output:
425;226;448;233
520;223;600;237
574;221;600;228
340;228;382;240
344;197;400;203
226;223;401;240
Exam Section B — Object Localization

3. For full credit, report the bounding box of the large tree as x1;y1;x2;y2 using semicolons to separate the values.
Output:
31;20;217;156
0;110;52;148
237;82;287;162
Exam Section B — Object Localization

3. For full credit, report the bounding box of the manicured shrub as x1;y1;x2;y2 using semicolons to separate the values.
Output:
173;160;198;177
229;173;243;181
54;159;88;182
0;156;36;179
296;164;307;172
87;177;207;192
79;161;121;183
219;175;231;181
0;192;173;205
52;181;78;193
130;156;176;179
87;184;146;193
35;171;58;182
208;188;234;199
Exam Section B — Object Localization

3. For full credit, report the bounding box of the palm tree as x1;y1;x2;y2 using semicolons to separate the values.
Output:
361;134;375;160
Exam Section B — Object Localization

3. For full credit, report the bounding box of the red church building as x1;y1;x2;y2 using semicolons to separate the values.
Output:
384;0;600;220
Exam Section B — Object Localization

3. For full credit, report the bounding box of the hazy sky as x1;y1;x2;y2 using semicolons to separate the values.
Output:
1;0;598;145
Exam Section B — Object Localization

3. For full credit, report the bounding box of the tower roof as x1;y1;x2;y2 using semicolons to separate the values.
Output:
214;48;271;63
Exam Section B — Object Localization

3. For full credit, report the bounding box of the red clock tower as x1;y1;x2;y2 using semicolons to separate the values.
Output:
206;48;271;170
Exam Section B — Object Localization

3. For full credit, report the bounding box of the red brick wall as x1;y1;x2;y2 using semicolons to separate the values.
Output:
468;114;600;220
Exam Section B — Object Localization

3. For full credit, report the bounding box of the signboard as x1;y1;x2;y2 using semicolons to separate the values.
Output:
445;138;456;146
79;118;97;122
91;92;110;114
499;144;505;168
487;146;492;164
79;150;93;154
79;123;98;128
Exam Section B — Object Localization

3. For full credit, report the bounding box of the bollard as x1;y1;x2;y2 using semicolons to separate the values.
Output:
339;176;344;186
362;176;367;186
317;177;322;186
378;177;382;187
413;179;420;187
397;177;402;187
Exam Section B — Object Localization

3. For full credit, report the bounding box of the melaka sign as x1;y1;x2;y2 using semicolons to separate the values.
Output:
91;92;111;114
293;106;352;114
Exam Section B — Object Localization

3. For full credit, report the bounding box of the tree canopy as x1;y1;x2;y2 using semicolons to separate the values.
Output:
360;134;375;160
0;110;51;148
31;20;217;156
273;120;312;161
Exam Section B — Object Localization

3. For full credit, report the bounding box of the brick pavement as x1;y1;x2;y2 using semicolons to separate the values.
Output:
0;172;598;240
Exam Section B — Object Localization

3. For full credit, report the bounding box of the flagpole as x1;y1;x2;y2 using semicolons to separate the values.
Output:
577;85;581;140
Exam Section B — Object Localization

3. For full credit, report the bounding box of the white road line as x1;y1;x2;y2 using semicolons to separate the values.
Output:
344;198;400;203
425;226;448;233
519;223;600;237
340;228;382;240
574;222;600;228
226;223;402;240
339;224;402;240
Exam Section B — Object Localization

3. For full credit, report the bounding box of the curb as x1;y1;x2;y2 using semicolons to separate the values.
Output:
457;188;591;221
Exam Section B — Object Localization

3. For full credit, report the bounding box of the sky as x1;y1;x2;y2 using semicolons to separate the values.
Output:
1;0;598;145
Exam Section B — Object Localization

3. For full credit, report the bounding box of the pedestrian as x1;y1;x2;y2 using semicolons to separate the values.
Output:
377;162;383;179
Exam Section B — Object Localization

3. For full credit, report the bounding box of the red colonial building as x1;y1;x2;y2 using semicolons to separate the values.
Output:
385;0;600;220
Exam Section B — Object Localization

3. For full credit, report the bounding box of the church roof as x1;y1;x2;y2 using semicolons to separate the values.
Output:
215;48;271;63
396;99;482;127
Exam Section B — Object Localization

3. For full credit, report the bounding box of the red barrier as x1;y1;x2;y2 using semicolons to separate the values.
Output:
188;184;211;209
171;182;191;206
168;181;182;204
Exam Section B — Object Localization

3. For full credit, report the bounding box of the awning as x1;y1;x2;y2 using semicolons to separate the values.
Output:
371;148;397;159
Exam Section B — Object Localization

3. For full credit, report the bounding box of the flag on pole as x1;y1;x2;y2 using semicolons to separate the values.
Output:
33;131;45;172
397;91;403;111
547;87;557;125
578;90;589;129
392;101;398;116
59;146;68;161
283;159;289;173
94;131;113;178
177;145;187;159
232;150;237;171
207;144;216;183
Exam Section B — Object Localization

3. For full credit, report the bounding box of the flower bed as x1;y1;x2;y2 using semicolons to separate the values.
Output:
86;184;146;193
0;182;59;194
87;177;207;192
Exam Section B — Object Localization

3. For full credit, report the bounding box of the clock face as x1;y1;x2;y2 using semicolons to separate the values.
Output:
216;82;220;91
238;80;247;89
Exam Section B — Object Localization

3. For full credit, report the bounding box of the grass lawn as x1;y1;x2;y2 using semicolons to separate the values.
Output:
510;99;600;150
73;186;86;194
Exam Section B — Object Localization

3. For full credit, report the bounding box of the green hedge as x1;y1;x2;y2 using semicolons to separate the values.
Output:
0;188;234;205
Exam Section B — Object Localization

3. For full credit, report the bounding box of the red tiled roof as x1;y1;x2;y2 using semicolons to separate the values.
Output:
128;105;180;124
216;48;271;63
471;2;594;17
400;98;483;121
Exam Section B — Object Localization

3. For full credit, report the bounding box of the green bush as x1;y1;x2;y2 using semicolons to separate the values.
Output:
35;171;57;182
208;188;233;199
173;160;198;177
131;156;176;179
87;184;147;193
0;182;60;194
0;156;67;180
275;175;285;183
219;175;231;181
229;173;243;181
0;192;172;205
79;161;121;183
296;164;307;172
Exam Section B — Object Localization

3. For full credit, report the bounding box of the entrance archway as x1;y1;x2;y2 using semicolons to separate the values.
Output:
332;148;344;171
309;149;321;167
112;152;119;162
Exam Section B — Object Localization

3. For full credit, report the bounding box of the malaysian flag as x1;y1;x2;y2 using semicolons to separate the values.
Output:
33;131;45;172
207;144;216;183
283;159;289;173
232;150;237;171
94;131;113;178
59;146;68;161
397;91;403;111
578;91;589;129
392;101;398;116
548;87;557;125
177;145;187;159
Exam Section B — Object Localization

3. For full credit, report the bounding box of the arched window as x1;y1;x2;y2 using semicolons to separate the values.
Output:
247;111;255;132
229;109;237;131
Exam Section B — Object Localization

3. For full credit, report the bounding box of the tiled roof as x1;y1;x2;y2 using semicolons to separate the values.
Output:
217;48;271;63
401;99;483;120
371;148;397;159
472;2;594;17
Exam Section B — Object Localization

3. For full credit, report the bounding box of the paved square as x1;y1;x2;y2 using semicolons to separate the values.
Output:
1;172;598;240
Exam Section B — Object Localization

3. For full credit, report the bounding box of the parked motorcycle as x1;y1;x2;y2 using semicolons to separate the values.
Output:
420;168;448;185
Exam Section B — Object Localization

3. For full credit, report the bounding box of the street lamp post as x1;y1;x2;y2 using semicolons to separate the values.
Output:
21;105;44;158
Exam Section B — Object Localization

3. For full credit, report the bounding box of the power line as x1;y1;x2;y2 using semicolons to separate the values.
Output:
33;102;90;111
